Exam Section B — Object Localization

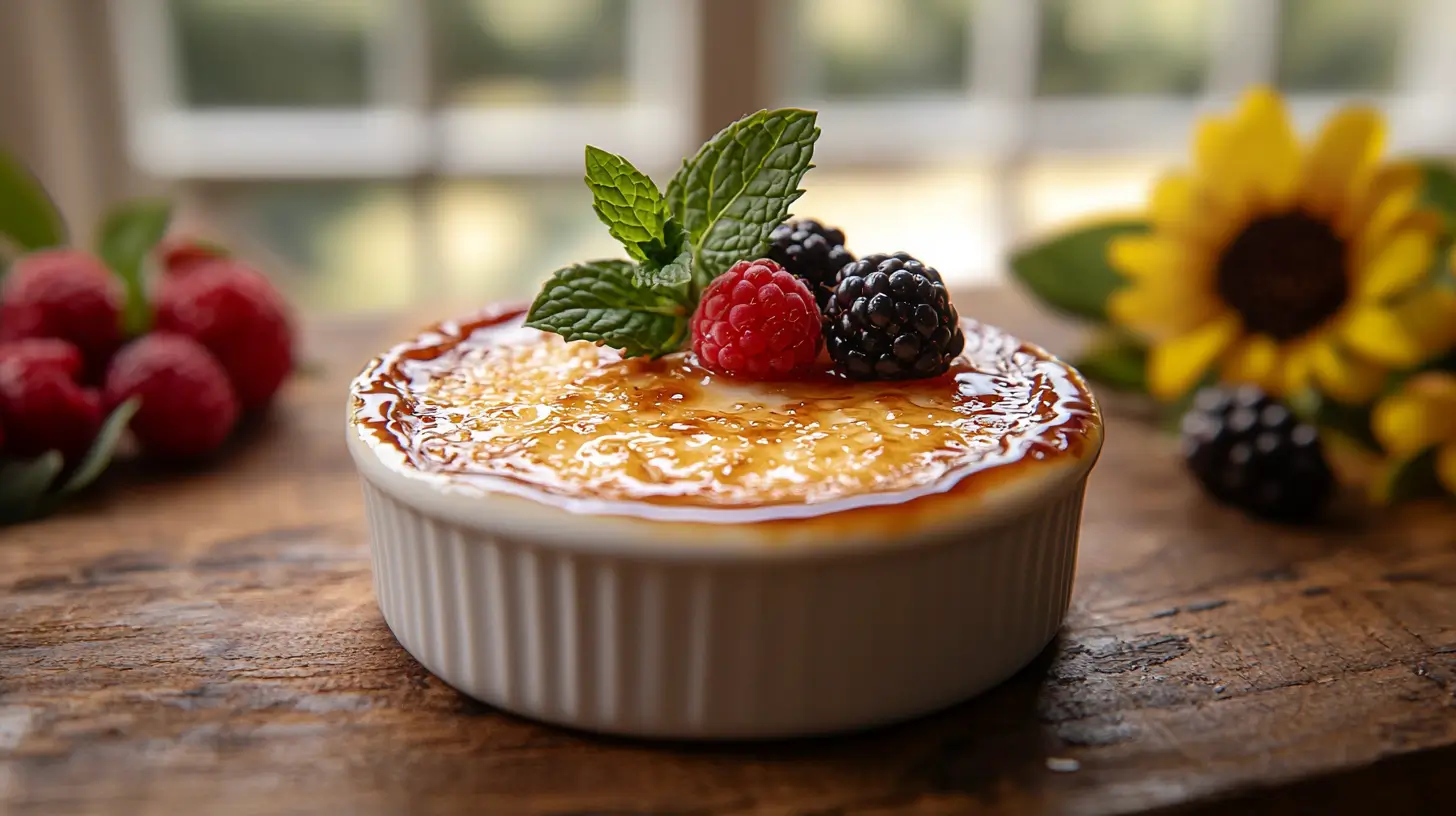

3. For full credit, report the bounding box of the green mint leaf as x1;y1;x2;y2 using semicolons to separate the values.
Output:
1010;218;1148;323
666;108;820;291
97;198;172;336
585;146;671;263
632;249;693;304
525;259;690;358
0;153;66;261
0;451;64;526
58;398;139;496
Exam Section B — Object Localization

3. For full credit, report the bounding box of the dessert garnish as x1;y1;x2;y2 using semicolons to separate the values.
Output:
767;218;855;309
524;108;820;360
524;108;974;385
689;258;822;379
825;252;965;380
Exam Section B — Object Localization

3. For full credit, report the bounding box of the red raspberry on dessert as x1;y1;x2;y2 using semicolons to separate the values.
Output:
104;333;238;460
0;338;104;460
154;259;294;412
690;259;823;380
0;249;124;372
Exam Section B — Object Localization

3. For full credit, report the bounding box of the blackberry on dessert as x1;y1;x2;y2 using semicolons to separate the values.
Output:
767;219;855;309
824;252;965;381
1180;384;1333;523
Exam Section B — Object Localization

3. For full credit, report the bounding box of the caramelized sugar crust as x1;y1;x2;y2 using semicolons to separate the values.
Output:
353;307;1099;518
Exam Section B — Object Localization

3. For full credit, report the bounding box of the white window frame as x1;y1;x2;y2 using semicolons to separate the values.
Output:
108;0;698;179
778;0;1456;165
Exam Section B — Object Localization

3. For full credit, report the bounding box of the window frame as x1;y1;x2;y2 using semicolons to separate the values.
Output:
109;0;698;179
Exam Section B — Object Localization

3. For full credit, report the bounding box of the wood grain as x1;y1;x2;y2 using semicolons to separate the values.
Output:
3;291;1455;816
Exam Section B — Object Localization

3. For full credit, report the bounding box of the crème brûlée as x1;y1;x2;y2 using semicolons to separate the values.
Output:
348;305;1103;548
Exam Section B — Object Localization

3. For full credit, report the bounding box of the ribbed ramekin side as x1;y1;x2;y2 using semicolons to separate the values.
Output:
357;476;1087;739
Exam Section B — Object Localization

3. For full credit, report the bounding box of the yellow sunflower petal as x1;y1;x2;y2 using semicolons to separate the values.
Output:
1194;117;1232;180
1228;87;1301;208
1107;233;1206;281
1437;443;1456;496
1277;340;1319;396
1107;281;1223;339
1146;173;1230;247
1389;287;1456;353
1301;106;1386;219
1148;314;1241;401
1192;117;1247;213
1355;207;1444;273
1310;340;1388;403
1339;161;1423;238
1340;305;1428;367
1221;334;1280;391
1355;228;1435;301
1371;373;1456;456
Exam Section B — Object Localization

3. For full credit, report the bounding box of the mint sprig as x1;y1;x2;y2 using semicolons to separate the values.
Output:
525;260;691;358
666;108;819;292
526;109;820;358
585;146;676;265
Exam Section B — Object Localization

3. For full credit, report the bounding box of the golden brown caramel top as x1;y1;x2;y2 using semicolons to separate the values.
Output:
351;307;1098;521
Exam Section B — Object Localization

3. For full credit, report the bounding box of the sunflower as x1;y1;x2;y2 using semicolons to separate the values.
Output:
1108;87;1456;404
1372;372;1456;497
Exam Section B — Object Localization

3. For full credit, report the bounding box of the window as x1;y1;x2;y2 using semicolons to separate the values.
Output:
108;0;1456;313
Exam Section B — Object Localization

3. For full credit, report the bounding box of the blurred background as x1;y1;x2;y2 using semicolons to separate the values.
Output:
2;0;1454;316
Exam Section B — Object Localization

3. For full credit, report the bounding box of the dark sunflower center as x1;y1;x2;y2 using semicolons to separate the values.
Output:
1214;212;1348;341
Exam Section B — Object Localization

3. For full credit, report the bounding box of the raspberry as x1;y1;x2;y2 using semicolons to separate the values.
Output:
0;249;123;373
824;252;965;380
155;259;293;412
767;219;855;309
1181;385;1334;523
104;333;238;459
158;235;229;278
0;338;103;460
690;259;823;379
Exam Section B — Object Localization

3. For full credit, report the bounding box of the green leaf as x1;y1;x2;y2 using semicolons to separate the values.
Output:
585;146;674;264
1073;329;1148;392
0;451;64;525
1378;447;1445;504
632;249;693;304
97;198;172;336
1009;218;1149;322
1415;159;1456;222
58;398;138;496
525;259;690;358
666;108;820;292
0;153;66;257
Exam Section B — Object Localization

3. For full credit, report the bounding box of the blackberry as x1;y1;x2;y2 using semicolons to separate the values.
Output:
767;219;855;308
1180;385;1334;524
824;252;965;380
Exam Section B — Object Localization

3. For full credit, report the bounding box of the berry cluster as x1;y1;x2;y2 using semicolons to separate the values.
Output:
692;219;965;382
1180;385;1334;523
0;239;293;466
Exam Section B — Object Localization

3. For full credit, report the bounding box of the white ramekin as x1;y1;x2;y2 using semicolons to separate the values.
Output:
347;322;1102;740
349;445;1096;740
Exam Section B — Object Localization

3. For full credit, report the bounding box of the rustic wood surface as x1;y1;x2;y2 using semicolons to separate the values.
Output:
3;289;1455;816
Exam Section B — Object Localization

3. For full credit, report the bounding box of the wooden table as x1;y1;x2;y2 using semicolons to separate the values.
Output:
3;290;1455;815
